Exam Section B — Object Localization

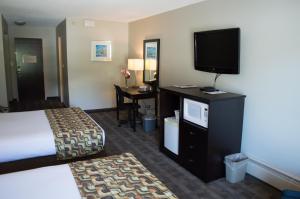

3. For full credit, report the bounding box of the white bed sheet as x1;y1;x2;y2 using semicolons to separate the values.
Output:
0;110;56;163
0;164;81;199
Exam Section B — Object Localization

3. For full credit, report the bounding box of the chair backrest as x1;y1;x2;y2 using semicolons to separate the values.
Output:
114;85;125;107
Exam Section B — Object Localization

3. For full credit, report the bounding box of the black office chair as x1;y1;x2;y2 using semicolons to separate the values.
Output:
114;85;140;128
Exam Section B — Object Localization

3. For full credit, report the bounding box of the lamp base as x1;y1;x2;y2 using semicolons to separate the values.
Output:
125;78;129;88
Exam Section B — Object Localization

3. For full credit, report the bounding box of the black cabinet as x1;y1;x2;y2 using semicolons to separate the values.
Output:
159;86;245;182
180;121;207;179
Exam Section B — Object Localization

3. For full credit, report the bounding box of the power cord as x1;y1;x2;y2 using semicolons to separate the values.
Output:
213;73;222;88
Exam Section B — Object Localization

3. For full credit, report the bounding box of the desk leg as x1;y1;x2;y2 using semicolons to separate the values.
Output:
132;99;137;132
155;94;158;127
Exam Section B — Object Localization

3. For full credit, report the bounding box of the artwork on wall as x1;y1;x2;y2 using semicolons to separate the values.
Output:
143;39;160;85
91;41;112;61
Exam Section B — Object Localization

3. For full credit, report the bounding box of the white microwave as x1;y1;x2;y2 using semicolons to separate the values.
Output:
183;98;209;128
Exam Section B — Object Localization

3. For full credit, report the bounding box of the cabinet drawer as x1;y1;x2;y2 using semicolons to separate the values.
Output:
180;121;208;145
182;157;201;174
181;144;200;159
179;121;208;178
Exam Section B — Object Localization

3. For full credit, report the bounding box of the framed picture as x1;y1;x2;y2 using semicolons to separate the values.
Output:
143;39;160;85
91;41;112;61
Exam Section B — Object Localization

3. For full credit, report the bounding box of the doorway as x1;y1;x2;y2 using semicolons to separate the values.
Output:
15;38;45;102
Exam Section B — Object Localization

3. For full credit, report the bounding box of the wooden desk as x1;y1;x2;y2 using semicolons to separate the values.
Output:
121;87;158;131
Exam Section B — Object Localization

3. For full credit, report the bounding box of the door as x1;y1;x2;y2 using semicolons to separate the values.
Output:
15;38;45;101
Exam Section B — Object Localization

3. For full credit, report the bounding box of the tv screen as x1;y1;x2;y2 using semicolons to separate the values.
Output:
194;28;240;74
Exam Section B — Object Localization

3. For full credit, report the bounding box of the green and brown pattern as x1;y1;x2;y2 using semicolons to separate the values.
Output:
69;153;178;199
45;107;104;160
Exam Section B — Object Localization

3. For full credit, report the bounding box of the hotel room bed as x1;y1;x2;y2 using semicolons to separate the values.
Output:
0;153;177;199
0;107;105;164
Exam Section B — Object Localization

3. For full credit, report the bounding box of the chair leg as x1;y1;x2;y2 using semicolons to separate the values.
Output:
116;108;119;121
128;109;132;127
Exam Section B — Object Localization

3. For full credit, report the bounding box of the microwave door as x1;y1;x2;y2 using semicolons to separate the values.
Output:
184;99;202;125
184;98;209;128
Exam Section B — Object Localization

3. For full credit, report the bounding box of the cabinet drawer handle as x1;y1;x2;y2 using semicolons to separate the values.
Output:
189;131;195;135
189;145;195;150
188;159;195;163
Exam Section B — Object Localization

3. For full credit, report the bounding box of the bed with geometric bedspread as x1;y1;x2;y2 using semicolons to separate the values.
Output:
0;153;178;199
0;107;105;163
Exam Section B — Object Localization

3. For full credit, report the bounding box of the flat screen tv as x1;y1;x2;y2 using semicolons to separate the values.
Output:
194;28;240;74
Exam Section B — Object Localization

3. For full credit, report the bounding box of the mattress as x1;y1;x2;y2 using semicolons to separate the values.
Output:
0;153;177;199
0;164;81;199
0;110;56;163
0;108;105;163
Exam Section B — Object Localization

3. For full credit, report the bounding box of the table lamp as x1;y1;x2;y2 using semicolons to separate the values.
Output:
128;58;144;87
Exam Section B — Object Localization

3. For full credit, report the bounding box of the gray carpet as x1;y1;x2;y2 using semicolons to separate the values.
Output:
89;111;281;199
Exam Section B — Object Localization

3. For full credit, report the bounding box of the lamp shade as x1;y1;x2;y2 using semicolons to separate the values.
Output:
128;59;144;71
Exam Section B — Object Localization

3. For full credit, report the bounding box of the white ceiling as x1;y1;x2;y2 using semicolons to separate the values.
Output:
0;0;205;26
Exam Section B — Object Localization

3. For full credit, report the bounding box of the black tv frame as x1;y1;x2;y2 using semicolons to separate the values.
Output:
194;28;240;74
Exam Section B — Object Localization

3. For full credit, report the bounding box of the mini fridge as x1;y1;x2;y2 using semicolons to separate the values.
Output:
164;117;179;155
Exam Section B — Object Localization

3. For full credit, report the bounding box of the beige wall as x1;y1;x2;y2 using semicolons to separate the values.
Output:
66;18;128;110
8;25;58;99
129;0;300;187
0;14;8;107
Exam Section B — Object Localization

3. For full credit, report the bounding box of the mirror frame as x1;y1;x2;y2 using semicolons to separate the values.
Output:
143;39;160;86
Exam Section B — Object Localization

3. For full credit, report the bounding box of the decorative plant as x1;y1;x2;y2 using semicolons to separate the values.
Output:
120;68;131;87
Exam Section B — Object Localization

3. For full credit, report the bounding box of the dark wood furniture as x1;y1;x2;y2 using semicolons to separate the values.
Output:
119;86;158;131
159;86;246;182
114;85;140;127
0;150;107;175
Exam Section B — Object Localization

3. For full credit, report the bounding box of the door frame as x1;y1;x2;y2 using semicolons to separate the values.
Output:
57;36;64;103
15;37;45;101
56;25;69;107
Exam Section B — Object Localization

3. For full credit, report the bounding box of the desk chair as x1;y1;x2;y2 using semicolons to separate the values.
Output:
114;85;140;129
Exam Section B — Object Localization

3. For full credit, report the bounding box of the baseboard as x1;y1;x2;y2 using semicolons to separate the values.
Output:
0;106;9;113
9;99;17;103
46;96;60;101
247;157;300;191
84;107;116;113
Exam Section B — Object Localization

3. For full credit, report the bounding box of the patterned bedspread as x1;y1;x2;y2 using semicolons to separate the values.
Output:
45;108;104;160
69;153;178;199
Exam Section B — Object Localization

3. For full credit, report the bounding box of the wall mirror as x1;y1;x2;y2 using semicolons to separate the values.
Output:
143;39;160;86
